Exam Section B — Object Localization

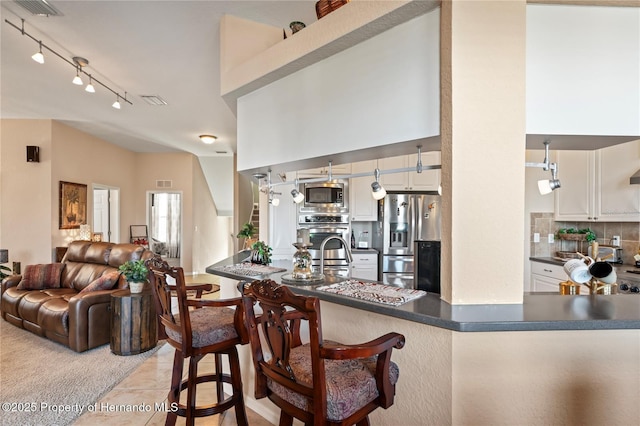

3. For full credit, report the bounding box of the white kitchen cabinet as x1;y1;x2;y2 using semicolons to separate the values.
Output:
530;261;566;293
554;140;640;222
349;160;379;222
351;252;378;281
379;152;440;191
268;172;297;260
297;163;352;179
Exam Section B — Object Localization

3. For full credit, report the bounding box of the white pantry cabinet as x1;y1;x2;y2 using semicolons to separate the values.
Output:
350;160;379;222
379;152;440;191
554;141;640;222
351;252;379;281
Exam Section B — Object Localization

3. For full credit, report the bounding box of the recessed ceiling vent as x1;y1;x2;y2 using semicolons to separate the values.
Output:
140;95;168;106
156;180;172;189
15;0;62;16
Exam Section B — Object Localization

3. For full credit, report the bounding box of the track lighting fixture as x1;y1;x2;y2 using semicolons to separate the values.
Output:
199;135;217;144
291;179;305;204
85;75;95;93
112;94;121;109
525;140;561;195
32;41;44;64
72;66;83;85
270;196;280;206
6;19;132;108
371;168;387;200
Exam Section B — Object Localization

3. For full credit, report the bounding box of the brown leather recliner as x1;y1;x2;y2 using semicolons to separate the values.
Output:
0;241;154;352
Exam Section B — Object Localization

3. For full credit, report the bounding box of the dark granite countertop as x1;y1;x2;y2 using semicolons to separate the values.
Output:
206;251;640;332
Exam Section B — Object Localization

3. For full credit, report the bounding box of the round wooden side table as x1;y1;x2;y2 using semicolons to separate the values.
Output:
110;289;158;355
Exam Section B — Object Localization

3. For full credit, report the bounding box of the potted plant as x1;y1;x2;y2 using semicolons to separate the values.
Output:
250;240;272;265
118;259;149;293
556;228;596;242
237;222;257;250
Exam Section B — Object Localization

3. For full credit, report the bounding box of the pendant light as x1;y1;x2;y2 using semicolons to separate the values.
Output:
72;66;83;85
112;94;121;109
85;75;95;93
371;168;386;200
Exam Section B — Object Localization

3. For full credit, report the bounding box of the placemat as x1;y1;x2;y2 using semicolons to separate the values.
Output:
316;280;427;306
210;263;287;277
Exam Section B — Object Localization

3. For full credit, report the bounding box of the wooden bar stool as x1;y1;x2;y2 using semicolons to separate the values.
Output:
242;279;405;426
146;257;248;426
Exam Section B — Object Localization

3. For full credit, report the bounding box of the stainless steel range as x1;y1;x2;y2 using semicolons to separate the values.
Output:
297;213;350;277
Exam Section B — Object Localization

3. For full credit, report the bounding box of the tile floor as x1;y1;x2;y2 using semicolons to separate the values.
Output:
73;273;274;426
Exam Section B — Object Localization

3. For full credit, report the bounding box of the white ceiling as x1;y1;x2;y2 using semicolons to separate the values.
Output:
0;0;319;157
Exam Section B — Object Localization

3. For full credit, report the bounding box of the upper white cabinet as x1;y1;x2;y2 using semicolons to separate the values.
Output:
350;160;378;222
379;152;441;192
554;140;640;222
298;163;352;179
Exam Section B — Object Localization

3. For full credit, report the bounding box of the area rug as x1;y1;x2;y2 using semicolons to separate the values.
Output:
210;263;286;277
316;280;427;306
0;322;163;426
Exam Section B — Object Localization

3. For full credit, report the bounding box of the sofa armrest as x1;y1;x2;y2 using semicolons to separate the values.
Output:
1;275;21;295
68;289;119;352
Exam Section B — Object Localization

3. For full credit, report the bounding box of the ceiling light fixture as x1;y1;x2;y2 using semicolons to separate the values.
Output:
199;135;217;144
112;94;121;109
5;19;132;108
371;168;387;200
31;40;44;63
525;140;561;195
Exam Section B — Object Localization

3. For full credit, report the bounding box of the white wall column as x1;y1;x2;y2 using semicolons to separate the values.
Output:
440;0;527;304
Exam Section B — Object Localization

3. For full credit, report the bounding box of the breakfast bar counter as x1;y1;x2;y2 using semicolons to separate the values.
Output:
206;251;640;332
206;251;640;425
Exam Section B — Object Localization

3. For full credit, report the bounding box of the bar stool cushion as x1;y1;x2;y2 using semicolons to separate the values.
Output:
165;307;238;348
267;342;400;421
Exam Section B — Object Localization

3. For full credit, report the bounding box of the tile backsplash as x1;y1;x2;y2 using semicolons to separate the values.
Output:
530;213;640;265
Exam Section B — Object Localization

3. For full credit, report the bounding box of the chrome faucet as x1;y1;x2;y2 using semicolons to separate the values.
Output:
319;236;353;276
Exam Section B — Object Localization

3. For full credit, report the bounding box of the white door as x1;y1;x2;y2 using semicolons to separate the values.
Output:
93;186;120;242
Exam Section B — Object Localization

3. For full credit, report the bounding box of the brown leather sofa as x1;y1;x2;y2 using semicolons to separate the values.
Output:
1;241;154;352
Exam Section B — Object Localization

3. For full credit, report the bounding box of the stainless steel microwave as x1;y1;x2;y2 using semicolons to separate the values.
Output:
299;181;348;213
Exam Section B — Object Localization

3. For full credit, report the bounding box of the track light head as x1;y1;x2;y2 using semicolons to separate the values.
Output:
538;178;561;195
112;97;121;109
371;181;387;200
291;189;305;204
270;197;280;206
85;76;95;93
32;42;44;64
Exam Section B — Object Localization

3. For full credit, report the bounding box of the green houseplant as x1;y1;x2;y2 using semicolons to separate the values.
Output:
118;259;149;293
556;228;596;242
250;240;272;265
237;222;257;250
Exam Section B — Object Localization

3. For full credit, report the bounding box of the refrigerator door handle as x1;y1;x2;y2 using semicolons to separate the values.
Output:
416;196;423;240
408;196;416;254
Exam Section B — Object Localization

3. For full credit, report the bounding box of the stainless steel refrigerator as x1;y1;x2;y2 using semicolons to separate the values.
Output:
381;193;441;289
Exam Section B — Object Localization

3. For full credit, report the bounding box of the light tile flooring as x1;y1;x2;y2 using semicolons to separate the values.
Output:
73;274;274;426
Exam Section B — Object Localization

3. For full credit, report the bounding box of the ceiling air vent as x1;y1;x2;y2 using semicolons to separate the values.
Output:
140;95;168;106
156;180;173;189
15;0;62;16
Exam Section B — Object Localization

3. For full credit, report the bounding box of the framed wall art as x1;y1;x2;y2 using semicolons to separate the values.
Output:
59;181;87;229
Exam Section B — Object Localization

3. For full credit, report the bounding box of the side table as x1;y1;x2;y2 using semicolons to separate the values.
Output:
110;289;158;355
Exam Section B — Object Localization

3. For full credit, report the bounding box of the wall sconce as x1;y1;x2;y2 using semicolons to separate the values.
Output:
525;141;561;195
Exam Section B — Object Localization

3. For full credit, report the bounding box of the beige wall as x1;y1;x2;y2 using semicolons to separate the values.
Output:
0;119;231;273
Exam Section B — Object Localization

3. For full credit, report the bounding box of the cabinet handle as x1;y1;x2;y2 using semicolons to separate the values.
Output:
543;269;552;273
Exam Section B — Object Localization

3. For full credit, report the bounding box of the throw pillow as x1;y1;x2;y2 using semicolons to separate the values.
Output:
17;263;64;290
79;271;121;294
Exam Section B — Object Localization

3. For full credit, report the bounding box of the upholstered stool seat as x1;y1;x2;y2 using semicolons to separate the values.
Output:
164;307;238;348
268;342;401;422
